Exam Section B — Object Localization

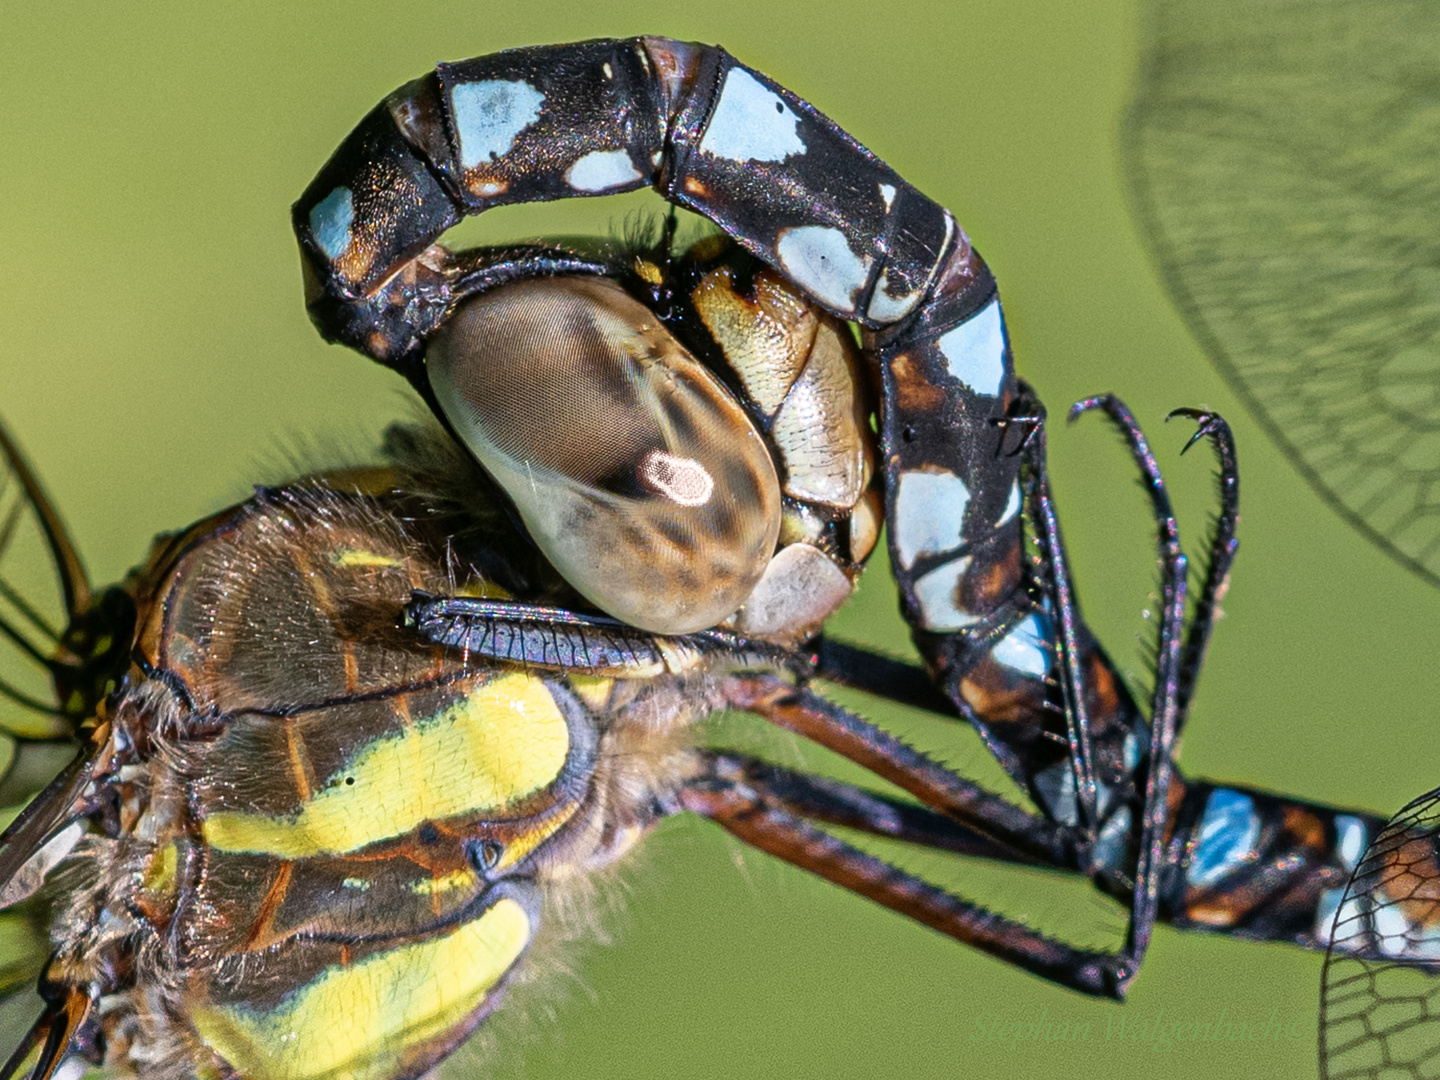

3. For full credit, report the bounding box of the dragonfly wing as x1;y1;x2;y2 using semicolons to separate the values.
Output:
1125;0;1440;588
1320;786;1440;1077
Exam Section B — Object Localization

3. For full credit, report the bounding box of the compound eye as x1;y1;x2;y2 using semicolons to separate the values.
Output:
427;276;782;634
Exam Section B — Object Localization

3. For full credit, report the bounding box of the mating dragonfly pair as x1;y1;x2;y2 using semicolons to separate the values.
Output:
0;30;1431;1080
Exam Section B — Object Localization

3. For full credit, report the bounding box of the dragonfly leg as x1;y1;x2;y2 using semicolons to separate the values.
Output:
0;979;93;1080
1067;394;1188;982
811;638;955;718
1019;399;1101;836
721;672;1077;868
1166;408;1240;731
696;750;1048;866
682;748;1127;999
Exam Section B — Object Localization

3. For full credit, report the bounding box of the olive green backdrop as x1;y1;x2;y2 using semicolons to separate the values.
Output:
3;3;1436;1079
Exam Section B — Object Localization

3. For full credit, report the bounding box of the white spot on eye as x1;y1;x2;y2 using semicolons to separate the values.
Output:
602;62;614;79
475;181;506;197
565;149;643;193
912;556;977;631
309;187;354;262
893;469;970;570
699;67;805;162
937;298;1007;397
992;613;1050;678
879;182;896;210
1335;815;1367;874
866;269;922;323
638;450;714;506
996;480;1021;526
1186;789;1261;888
776;226;872;315
450;80;545;168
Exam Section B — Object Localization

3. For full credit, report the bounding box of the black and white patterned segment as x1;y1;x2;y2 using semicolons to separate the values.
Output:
293;33;1065;798
294;37;959;365
292;34;1026;679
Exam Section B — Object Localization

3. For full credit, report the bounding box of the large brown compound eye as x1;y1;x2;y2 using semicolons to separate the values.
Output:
427;276;782;634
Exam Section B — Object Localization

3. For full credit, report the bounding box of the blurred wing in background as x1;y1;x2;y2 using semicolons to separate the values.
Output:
0;420;95;1003
1125;3;1440;1076
1124;0;1440;589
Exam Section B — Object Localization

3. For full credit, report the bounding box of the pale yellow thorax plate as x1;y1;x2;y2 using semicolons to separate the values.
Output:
191;896;532;1080
202;672;570;857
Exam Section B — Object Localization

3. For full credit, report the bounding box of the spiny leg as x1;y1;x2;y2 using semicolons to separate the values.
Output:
1166;408;1240;732
1068;394;1188;981
683;748;1125;998
696;750;1049;867
1016;398;1101;836
721;674;1078;869
0;421;89;623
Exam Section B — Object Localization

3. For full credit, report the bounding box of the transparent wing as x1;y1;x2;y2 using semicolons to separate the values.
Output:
0;417;93;875
0;422;80;746
1124;0;1440;588
1321;787;1440;1078
0;418;102;1062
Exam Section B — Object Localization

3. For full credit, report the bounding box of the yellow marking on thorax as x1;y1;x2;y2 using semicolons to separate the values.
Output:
409;869;475;897
190;896;531;1080
291;546;337;619
492;813;571;872
566;675;613;711
144;842;178;896
202;673;571;858
330;549;404;569
455;579;512;600
309;466;402;496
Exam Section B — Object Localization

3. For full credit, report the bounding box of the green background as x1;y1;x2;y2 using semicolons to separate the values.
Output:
3;3;1437;1078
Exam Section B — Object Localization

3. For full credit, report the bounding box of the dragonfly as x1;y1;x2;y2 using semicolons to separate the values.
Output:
0;32;1414;1080
1125;1;1440;1075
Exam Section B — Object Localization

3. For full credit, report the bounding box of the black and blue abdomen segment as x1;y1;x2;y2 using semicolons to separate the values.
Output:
291;35;1133;833
1160;778;1388;951
294;37;959;365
